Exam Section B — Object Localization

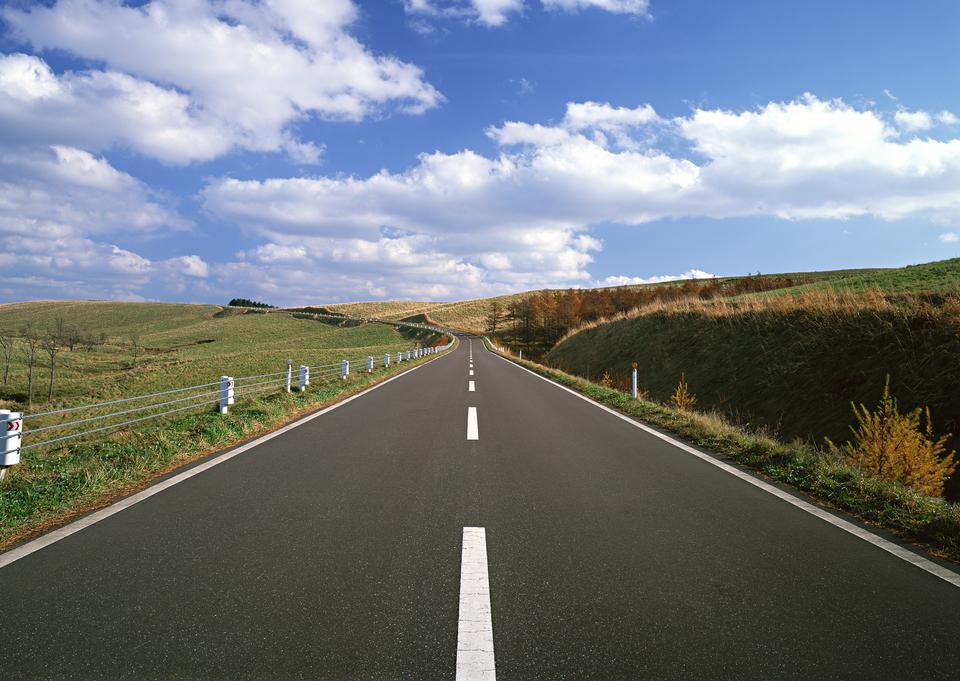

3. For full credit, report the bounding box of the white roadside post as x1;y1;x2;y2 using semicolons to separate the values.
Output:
341;359;349;380
1;410;23;482
219;376;235;414
519;350;522;360
367;355;374;373
407;350;411;361
299;365;309;392
285;359;293;392
397;351;402;364
384;353;390;368
631;362;638;400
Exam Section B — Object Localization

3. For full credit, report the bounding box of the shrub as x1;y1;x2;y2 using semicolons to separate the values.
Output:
599;371;614;388
827;377;957;496
670;372;697;411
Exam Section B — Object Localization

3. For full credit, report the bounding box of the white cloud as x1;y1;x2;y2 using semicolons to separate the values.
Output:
405;0;648;28
894;109;934;132
0;143;210;302
600;270;715;286
197;94;960;303
405;0;523;27
2;0;442;164
939;232;959;243
541;0;650;16
938;111;960;126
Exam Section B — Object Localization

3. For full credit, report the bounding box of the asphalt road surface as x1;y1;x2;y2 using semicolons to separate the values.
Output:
3;337;960;680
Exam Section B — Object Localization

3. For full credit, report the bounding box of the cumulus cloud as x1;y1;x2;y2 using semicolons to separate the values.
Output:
2;0;442;164
600;270;715;286
939;232;959;243
894;109;934;132
197;94;960;303
0;143;210;302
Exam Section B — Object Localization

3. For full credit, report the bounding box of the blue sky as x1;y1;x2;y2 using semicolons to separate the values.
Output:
1;0;959;305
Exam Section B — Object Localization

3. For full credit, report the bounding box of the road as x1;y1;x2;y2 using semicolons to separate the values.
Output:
2;337;960;680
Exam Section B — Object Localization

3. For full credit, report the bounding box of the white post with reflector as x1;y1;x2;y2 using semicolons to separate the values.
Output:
299;365;309;392
219;376;234;414
341;359;349;380
384;353;390;367
631;362;638;400
1;410;22;480
368;355;374;373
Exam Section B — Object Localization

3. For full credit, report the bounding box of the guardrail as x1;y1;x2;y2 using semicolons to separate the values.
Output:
0;322;455;481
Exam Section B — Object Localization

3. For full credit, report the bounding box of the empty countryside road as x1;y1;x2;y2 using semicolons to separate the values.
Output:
2;337;960;680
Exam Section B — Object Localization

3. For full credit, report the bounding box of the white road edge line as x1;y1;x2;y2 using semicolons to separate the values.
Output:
469;380;475;392
457;527;496;681
0;347;455;570
487;344;960;589
467;407;479;441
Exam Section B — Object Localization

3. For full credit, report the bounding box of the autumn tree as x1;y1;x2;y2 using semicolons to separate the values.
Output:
485;301;504;334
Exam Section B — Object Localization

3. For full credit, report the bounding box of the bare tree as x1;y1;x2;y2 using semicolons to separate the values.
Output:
42;336;61;402
53;315;67;344
0;334;14;384
129;334;143;367
21;326;40;407
66;328;83;352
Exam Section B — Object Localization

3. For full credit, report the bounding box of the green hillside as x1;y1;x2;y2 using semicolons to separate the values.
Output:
0;301;419;410
545;258;960;497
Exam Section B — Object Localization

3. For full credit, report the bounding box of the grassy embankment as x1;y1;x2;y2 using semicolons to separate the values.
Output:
488;341;960;564
545;258;960;498
0;301;449;549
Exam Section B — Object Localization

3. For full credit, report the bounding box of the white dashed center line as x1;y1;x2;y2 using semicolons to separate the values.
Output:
467;407;479;440
469;369;474;376
469;380;475;392
456;527;496;681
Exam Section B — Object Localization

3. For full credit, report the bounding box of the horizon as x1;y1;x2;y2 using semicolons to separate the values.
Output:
2;1;959;306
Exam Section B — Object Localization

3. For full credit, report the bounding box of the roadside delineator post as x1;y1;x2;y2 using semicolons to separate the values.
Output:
219;376;235;414
384;353;390;367
397;351;402;364
1;410;23;481
341;359;349;380
299;365;309;392
367;355;374;373
631;362;638;400
285;359;293;392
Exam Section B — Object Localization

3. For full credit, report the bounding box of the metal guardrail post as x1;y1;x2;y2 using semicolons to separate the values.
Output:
285;359;293;392
299;365;309;392
407;350;411;361
397;351;402;364
1;409;22;481
384;353;390;367
368;355;374;372
219;376;235;414
341;359;349;380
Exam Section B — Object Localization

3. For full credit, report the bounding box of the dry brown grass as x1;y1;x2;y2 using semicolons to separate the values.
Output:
556;288;960;345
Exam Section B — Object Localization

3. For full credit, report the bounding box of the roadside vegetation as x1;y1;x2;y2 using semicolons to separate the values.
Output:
488;344;960;564
0;301;448;549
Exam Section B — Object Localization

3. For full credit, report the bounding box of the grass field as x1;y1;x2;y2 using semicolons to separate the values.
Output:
0;301;448;548
544;259;960;498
